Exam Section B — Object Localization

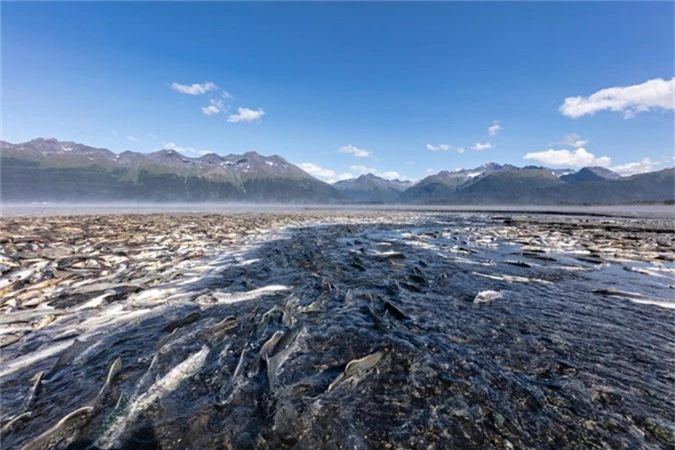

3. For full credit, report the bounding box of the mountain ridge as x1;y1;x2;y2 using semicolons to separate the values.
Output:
1;138;673;204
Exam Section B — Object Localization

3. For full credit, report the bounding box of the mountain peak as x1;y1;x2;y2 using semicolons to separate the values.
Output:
582;166;621;179
477;162;502;171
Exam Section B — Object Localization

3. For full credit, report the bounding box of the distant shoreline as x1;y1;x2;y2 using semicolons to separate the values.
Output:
1;202;673;220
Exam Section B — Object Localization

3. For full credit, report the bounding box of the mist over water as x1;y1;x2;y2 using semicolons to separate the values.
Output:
2;202;674;219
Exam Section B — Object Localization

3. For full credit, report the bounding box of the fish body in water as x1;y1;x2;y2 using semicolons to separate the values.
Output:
328;351;384;392
474;290;503;304
97;346;209;447
19;406;94;450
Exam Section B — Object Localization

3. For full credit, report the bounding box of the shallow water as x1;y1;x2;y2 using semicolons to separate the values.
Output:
1;213;674;449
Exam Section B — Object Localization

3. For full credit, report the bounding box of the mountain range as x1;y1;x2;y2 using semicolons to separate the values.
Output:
1;138;673;205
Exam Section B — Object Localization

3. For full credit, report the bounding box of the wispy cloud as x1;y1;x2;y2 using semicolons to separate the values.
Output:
349;164;410;181
560;77;675;119
165;141;211;157
336;172;354;181
149;133;157;140
202;105;220;116
338;145;371;158
202;99;225;116
488;121;502;137
299;162;336;179
378;171;406;181
611;157;657;176
227;107;265;123
298;162;353;183
127;136;138;142
170;81;218;95
471;142;493;151
427;143;464;154
524;147;611;167
426;143;450;152
349;164;377;175
559;133;588;147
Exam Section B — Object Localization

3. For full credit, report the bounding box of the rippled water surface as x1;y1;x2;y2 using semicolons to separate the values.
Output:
1;213;674;449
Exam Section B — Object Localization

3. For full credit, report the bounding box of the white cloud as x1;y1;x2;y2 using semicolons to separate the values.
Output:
127;136;138;142
300;162;412;183
560;133;588;147
336;172;354;181
488;121;502;137
222;91;233;100
560;77;675;119
524;147;611;167
227;107;265;123
299;163;335;179
471;142;494;151
427;143;465;154
349;164;377;175
425;168;435;175
202;98;225;116
427;143;451;152
379;171;405;180
348;164;411;181
171;81;218;95
202;105;220;116
611;157;656;176
338;145;371;158
165;141;211;157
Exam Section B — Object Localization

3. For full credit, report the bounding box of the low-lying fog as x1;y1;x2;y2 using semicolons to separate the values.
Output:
1;202;673;219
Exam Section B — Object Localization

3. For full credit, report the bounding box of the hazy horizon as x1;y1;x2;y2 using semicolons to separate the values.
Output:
3;201;674;220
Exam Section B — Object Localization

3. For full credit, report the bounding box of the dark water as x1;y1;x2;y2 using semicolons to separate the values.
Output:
1;214;674;449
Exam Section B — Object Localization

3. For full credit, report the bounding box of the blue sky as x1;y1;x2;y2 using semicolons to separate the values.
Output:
2;1;673;182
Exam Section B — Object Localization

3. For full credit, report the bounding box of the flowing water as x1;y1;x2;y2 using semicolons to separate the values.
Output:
1;212;674;449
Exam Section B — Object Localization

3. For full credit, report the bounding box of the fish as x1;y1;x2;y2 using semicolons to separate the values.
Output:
504;260;532;268
383;301;406;320
1;411;32;436
199;316;237;338
260;330;285;361
266;328;302;391
97;346;209;448
0;310;66;326
472;271;552;285
592;288;646;300
0;332;25;349
20;406;94;450
44;339;91;381
22;371;44;410
232;348;247;379
162;311;201;333
473;290;504;304
328;351;384;392
96;357;122;403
